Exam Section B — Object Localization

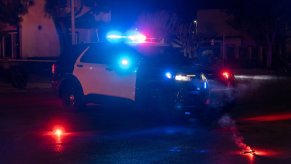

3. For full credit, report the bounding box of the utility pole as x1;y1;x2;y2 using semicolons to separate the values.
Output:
71;0;76;45
222;32;225;67
193;20;198;34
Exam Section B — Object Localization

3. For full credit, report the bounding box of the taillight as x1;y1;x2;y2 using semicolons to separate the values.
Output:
220;69;235;86
220;69;234;81
52;63;57;74
222;71;230;79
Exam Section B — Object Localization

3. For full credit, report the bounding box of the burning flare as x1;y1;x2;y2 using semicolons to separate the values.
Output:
218;115;256;156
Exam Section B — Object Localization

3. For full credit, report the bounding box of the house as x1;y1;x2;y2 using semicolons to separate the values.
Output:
0;0;111;59
21;0;60;58
196;9;262;68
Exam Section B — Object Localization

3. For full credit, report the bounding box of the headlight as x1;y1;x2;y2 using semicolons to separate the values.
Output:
165;72;173;79
175;74;191;81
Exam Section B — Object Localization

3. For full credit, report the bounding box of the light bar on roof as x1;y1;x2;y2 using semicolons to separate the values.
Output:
106;30;147;44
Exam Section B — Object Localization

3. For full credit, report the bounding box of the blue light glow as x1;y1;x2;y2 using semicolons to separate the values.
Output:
121;59;129;66
107;34;123;39
118;57;131;70
185;112;191;115
204;82;207;89
106;31;123;43
165;72;172;79
106;30;147;44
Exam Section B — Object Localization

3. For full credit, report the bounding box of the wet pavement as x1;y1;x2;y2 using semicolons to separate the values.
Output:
0;77;291;163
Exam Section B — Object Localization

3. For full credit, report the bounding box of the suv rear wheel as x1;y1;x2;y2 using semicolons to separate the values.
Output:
60;80;84;111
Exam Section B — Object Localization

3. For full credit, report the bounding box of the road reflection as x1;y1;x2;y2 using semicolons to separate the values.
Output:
53;128;64;152
218;113;287;163
43;126;71;152
241;112;291;122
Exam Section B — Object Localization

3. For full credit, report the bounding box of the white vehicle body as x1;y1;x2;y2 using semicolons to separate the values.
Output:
56;43;237;112
73;46;137;101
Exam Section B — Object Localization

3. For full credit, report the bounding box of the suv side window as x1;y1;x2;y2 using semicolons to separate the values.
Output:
80;46;112;64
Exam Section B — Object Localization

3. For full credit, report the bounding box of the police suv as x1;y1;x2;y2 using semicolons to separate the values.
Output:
52;41;236;115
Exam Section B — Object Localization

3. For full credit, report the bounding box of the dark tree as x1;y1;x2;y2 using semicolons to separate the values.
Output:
135;11;177;42
0;0;33;33
44;0;109;54
225;0;291;68
44;0;73;54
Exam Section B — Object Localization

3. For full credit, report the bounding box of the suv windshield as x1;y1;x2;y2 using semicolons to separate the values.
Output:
136;46;190;66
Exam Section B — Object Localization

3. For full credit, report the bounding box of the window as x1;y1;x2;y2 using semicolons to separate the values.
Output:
80;44;139;65
140;47;190;66
0;32;18;59
80;45;113;64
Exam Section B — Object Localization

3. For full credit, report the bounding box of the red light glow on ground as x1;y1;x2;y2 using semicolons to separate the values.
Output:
233;147;280;163
51;127;68;142
218;115;257;161
42;126;72;152
230;124;281;162
241;112;291;122
54;129;63;137
252;149;278;156
244;151;255;163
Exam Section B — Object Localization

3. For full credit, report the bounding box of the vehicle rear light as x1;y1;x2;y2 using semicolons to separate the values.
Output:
52;63;57;74
222;71;230;79
220;69;235;81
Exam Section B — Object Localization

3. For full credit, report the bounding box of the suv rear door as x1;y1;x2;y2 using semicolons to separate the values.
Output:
73;45;137;101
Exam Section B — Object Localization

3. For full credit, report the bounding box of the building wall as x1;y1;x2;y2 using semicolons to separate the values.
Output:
197;9;242;37
196;9;261;67
21;0;60;58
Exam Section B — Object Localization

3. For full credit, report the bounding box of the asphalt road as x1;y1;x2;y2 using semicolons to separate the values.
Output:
0;77;291;164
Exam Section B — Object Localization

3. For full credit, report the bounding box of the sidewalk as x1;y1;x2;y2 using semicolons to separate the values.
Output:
0;73;52;91
0;80;51;89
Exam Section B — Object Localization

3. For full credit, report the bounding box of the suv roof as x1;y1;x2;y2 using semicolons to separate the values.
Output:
58;42;186;72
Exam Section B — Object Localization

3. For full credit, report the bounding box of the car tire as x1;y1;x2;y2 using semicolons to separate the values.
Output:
60;80;84;111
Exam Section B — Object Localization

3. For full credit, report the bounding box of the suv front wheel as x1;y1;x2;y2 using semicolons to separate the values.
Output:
60;80;84;111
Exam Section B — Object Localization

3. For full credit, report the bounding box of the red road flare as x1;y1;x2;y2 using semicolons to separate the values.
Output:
236;148;279;157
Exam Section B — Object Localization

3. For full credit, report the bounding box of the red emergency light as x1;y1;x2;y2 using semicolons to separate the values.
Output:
222;71;230;79
106;30;147;43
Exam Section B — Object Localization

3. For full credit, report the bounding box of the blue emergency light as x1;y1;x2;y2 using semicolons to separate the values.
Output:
106;30;146;43
118;56;132;70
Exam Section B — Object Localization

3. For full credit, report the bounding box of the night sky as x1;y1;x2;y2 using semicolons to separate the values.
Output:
105;0;227;29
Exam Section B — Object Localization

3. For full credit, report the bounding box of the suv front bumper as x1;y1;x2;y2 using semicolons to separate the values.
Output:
173;80;236;110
